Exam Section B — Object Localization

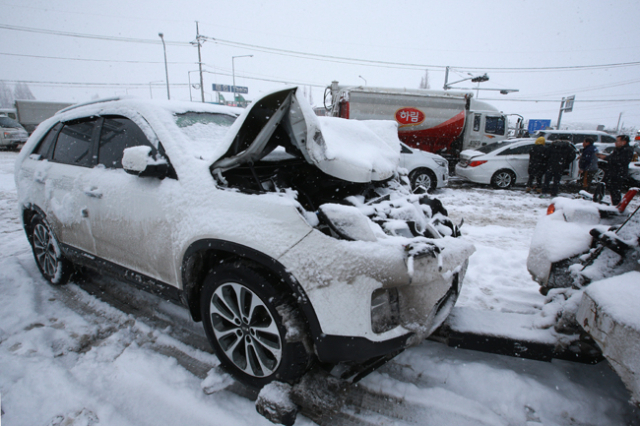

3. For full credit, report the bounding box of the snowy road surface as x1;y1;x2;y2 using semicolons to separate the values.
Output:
1;150;638;425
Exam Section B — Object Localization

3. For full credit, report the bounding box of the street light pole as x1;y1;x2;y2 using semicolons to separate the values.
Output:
232;55;253;106
158;33;170;100
358;75;367;86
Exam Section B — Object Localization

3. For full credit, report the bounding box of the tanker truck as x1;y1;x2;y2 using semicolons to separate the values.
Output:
324;81;508;161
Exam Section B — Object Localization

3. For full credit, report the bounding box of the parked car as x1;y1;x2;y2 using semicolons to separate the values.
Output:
0;115;29;150
399;142;449;191
15;88;474;389
455;138;579;189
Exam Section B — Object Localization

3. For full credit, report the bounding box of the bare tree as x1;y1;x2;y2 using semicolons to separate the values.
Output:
14;82;36;100
419;70;430;90
0;81;14;108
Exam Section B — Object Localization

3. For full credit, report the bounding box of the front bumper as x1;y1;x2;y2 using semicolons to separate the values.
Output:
278;230;474;362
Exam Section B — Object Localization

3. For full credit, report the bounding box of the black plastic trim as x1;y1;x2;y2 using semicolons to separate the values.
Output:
60;243;183;305
314;332;412;364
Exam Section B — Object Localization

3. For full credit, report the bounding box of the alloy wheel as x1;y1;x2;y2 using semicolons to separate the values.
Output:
414;173;432;190
494;172;512;188
209;282;282;378
32;223;58;279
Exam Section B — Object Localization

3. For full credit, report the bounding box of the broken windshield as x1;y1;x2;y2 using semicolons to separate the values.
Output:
174;112;237;159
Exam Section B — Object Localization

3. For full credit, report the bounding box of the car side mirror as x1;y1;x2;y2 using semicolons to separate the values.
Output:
122;146;169;179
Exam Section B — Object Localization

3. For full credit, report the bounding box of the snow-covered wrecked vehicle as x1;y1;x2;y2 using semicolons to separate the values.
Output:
527;189;640;295
14;87;474;390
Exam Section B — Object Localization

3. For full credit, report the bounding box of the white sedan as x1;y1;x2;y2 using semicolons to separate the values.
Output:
400;143;449;191
455;138;579;189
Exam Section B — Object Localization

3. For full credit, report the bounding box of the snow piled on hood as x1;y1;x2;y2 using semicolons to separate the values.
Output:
315;117;400;183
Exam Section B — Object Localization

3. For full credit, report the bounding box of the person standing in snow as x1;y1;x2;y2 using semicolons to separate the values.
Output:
542;138;576;197
597;135;634;205
578;138;599;189
526;137;547;193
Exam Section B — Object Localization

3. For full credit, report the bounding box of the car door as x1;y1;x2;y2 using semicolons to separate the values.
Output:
83;115;179;285
499;143;533;183
45;117;100;255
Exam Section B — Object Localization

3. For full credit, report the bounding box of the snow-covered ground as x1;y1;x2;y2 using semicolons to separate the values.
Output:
1;150;638;425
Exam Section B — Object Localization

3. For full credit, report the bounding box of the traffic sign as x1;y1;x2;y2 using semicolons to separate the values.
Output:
212;84;248;94
528;119;551;133
562;95;575;112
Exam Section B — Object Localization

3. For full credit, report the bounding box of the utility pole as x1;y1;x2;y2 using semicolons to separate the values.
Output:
195;22;205;103
158;33;170;100
616;112;623;133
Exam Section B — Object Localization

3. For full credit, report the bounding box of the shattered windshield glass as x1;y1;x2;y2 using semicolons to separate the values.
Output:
174;112;238;159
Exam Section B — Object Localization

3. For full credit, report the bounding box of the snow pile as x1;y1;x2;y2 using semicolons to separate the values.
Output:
527;197;620;286
583;271;640;330
578;271;640;405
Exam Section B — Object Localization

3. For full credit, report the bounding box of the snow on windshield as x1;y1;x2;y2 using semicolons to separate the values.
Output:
174;112;236;160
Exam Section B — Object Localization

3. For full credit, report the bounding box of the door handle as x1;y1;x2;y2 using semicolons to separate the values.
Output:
83;187;103;199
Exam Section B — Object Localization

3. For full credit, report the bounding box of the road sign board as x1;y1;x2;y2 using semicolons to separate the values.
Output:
212;84;248;94
562;95;575;112
528;119;552;133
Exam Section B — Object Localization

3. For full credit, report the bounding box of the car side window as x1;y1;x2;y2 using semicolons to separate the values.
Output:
52;118;98;167
601;135;616;143
98;116;154;169
497;144;532;155
400;144;412;154
32;123;63;160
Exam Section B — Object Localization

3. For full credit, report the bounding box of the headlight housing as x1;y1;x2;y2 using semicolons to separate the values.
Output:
434;158;448;169
371;287;400;333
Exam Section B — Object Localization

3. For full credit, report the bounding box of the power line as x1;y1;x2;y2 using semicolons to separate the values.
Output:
0;51;194;65
4;23;640;73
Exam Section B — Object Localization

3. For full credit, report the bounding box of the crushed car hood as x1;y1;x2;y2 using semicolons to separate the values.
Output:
210;87;400;183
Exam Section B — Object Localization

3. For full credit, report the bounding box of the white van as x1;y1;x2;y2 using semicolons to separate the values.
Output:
534;130;616;144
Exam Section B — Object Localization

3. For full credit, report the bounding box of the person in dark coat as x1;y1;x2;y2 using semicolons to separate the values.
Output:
542;139;576;196
597;135;634;205
526;137;547;193
578;138;599;189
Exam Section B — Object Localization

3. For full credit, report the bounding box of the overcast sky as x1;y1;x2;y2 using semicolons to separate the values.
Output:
2;0;640;130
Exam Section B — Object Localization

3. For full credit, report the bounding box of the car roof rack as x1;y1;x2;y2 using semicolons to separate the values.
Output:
57;97;122;115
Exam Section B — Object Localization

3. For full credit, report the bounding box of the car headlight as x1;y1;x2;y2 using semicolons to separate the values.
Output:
371;287;400;333
317;203;377;242
434;158;448;169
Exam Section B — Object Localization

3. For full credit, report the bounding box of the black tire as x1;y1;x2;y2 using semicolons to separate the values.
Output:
29;214;73;285
200;262;311;389
409;168;437;192
491;169;515;189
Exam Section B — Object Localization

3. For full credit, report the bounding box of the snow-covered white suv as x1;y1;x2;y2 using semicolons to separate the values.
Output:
15;88;474;388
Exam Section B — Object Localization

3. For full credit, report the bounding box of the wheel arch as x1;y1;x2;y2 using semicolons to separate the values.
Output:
22;204;48;237
181;239;323;341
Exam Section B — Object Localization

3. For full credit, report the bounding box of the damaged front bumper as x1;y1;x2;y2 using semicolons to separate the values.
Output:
278;229;475;364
